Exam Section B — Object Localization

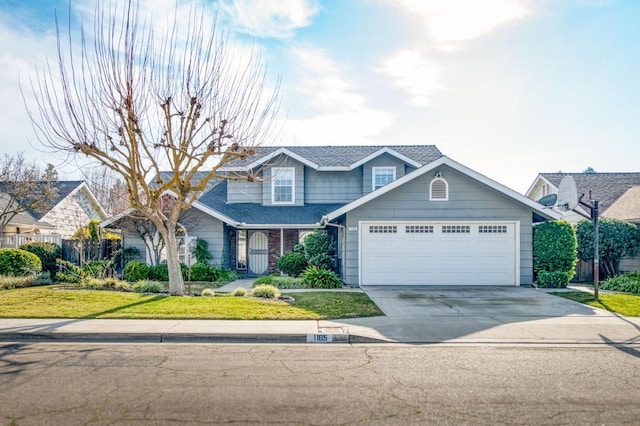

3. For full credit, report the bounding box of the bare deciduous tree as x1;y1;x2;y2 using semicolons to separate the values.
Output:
83;166;130;216
26;1;280;294
0;152;59;245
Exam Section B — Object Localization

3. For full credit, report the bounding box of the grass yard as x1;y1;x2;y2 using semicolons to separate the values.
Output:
551;291;640;317
0;286;383;320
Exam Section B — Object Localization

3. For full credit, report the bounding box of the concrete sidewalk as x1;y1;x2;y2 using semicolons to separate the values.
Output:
1;285;639;345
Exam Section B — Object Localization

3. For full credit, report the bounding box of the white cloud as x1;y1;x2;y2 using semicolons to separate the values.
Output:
221;0;319;38
389;0;530;49
290;47;365;111
378;50;442;107
280;46;395;145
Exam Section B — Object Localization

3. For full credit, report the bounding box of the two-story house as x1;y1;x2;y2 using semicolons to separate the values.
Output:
111;145;559;287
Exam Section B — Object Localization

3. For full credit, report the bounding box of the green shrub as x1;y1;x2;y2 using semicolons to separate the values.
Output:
251;284;280;299
535;271;572;288
80;277;130;291
253;275;275;285
0;272;52;290
19;242;61;278
231;287;248;297
302;267;342;289
123;260;150;282
82;260;115;279
148;263;188;281
601;272;640;294
189;262;212;281
277;251;308;277
201;288;215;297
132;280;164;293
271;276;305;289
55;259;85;283
190;239;213;264
533;220;577;284
0;248;42;276
303;231;335;270
210;265;239;283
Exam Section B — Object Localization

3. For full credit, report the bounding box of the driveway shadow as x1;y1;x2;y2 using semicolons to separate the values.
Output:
331;286;640;347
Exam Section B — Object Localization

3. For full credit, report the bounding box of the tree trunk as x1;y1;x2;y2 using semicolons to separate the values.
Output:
161;227;184;296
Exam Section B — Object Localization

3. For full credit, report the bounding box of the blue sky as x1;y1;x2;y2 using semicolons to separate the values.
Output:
0;0;638;193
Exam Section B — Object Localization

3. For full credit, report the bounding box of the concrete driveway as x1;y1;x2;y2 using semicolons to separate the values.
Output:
324;286;640;345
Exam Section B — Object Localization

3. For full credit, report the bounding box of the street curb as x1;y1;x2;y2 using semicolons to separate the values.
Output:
0;332;378;344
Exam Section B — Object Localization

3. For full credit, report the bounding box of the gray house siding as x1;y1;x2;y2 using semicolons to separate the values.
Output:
227;179;262;204
341;166;534;286
182;210;226;265
305;168;362;204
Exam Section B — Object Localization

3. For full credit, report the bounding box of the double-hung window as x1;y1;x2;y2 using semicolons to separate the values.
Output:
373;167;396;191
272;167;295;204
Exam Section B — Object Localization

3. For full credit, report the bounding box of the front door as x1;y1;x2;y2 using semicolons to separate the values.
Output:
248;231;269;275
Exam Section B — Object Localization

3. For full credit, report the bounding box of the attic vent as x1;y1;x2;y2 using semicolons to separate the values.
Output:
430;178;448;201
369;225;397;234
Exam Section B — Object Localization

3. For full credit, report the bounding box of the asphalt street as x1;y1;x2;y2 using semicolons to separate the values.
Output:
1;342;639;425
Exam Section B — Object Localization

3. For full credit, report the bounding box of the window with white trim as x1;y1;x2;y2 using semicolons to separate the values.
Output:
430;177;448;201
272;167;295;204
373;167;396;190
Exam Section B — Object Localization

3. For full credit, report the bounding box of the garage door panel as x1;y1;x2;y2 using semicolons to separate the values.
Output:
361;221;516;286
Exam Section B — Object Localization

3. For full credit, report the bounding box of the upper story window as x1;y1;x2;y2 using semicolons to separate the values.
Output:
373;167;396;191
430;176;448;201
272;167;295;204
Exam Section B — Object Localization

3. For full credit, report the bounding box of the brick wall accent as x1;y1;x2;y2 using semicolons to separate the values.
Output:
267;229;301;274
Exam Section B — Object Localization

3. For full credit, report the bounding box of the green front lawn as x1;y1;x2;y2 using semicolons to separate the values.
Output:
0;286;383;320
551;291;640;317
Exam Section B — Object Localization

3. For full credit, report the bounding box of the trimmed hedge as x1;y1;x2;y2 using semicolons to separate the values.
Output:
277;251;308;277
19;242;61;278
0;248;42;276
533;221;577;288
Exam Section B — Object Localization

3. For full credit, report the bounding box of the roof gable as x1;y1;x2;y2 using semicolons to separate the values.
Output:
534;173;640;212
325;156;561;222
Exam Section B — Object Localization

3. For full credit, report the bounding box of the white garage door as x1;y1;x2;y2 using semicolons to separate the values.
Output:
360;221;518;286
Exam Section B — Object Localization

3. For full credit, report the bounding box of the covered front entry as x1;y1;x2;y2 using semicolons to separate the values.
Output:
360;221;518;286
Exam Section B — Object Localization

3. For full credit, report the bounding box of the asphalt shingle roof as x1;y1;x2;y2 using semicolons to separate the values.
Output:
224;145;442;168
541;173;640;212
0;180;84;220
197;181;344;225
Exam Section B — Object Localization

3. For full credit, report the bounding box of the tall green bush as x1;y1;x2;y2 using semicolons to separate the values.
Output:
576;218;640;279
0;248;42;276
19;242;61;278
533;220;577;288
303;231;335;270
189;262;212;281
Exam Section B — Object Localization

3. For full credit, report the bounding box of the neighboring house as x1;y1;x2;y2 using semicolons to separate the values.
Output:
107;145;559;287
526;172;640;276
0;181;108;248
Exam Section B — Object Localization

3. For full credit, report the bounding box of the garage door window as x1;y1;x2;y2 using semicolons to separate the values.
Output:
442;225;470;233
369;225;397;233
406;225;433;233
479;225;507;233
